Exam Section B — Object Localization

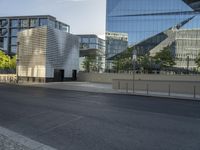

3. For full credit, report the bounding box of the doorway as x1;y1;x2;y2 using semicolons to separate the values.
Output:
54;69;64;82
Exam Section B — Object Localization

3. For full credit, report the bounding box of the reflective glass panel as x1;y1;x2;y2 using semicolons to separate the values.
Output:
11;29;18;36
30;19;38;27
11;46;17;53
20;19;29;27
48;20;55;28
11;37;17;45
39;18;48;26
11;20;18;27
82;38;89;43
106;0;200;69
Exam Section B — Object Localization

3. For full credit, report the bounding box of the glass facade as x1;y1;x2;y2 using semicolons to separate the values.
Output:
106;0;200;69
11;29;18;36
11;19;18;27
11;37;17;45
39;18;48;26
78;35;106;72
20;19;29;28
30;18;38;27
0;19;8;28
0;15;70;54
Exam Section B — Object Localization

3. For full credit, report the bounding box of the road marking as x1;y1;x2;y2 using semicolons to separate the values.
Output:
40;116;83;134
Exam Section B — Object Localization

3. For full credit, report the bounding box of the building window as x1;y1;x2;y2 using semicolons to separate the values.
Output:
89;44;97;49
11;46;17;53
48;20;55;28
39;18;48;26
0;38;3;49
56;22;59;29
0;19;8;27
0;29;8;36
11;37;17;45
11;29;18;36
3;37;8;51
11;19;18;27
60;25;69;32
90;38;97;43
20;19;29;28
30;19;38;27
82;38;89;43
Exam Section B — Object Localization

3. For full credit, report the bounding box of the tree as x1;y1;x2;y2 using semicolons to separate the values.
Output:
112;48;132;72
82;55;96;72
0;50;10;69
137;53;153;73
153;46;176;68
0;50;17;69
10;55;17;69
195;53;200;70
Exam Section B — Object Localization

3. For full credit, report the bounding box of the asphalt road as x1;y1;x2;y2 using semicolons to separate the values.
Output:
0;83;200;150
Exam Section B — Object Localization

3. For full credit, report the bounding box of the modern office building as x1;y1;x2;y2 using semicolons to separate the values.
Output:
78;34;105;72
17;26;79;82
106;0;200;69
0;15;70;55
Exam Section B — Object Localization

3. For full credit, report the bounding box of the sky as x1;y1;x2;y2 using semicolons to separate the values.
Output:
0;0;106;39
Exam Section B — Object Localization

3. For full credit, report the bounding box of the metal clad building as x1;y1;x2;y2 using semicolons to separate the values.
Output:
17;26;79;82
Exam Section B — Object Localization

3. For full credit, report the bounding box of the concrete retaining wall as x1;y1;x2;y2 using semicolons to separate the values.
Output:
112;79;200;96
78;72;200;98
0;74;16;83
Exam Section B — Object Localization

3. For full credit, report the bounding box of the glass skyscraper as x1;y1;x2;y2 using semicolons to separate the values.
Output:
0;15;70;55
106;0;200;69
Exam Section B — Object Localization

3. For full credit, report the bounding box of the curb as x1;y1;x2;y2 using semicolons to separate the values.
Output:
1;82;200;102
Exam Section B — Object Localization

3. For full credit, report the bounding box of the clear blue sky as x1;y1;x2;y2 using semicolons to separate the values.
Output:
0;0;106;38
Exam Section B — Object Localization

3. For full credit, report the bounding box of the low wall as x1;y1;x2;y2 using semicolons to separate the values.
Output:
78;72;200;98
78;72;200;83
112;79;200;97
0;74;16;83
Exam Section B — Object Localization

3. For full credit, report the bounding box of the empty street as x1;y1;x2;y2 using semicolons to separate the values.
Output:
0;83;200;150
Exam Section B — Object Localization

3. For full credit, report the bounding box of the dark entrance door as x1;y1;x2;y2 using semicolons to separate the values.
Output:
72;70;77;81
54;69;64;82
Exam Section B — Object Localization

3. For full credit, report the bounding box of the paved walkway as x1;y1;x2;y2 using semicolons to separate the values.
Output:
20;82;200;100
0;126;56;150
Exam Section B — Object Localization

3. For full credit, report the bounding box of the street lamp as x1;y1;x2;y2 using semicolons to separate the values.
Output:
132;50;137;94
186;55;189;74
16;42;20;84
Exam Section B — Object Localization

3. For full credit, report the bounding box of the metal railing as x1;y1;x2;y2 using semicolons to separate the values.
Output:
113;79;200;100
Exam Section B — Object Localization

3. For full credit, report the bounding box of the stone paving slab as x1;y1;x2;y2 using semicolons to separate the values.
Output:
0;126;56;150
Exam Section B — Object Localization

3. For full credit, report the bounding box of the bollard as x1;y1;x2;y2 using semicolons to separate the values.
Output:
194;86;196;99
126;82;128;93
168;84;171;96
146;84;149;95
118;80;120;90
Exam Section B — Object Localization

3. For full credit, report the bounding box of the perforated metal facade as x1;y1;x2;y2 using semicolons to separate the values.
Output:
17;27;79;82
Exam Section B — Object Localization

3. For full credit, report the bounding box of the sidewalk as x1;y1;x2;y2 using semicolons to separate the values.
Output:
20;82;200;100
0;126;56;150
